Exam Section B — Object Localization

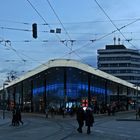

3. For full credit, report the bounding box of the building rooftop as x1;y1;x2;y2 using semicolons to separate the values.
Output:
106;45;126;50
0;58;139;91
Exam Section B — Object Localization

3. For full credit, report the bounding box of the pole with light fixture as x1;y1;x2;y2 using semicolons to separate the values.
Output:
2;82;9;119
136;85;139;120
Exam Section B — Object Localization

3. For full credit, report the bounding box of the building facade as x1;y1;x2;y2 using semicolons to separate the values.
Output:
0;59;139;113
97;44;140;86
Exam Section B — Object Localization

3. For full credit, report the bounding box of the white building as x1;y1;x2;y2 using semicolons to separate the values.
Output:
97;44;140;86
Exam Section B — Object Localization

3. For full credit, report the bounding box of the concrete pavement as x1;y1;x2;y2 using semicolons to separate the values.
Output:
0;117;10;125
0;110;140;140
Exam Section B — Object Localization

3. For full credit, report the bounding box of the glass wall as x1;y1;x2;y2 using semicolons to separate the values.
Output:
32;67;113;111
22;80;32;112
2;66;136;113
32;74;45;113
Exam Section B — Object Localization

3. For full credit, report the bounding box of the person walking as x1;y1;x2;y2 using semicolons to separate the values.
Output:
138;106;140;118
16;107;23;125
45;107;49;118
11;107;16;126
85;107;94;134
76;106;85;133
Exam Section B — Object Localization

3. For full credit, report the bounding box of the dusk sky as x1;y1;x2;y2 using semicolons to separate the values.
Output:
0;0;140;86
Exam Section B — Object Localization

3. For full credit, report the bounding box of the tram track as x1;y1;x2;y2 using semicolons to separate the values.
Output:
38;118;77;140
0;111;136;140
94;111;135;126
0;114;76;140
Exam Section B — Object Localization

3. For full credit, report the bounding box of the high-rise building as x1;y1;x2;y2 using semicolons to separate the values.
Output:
97;44;140;86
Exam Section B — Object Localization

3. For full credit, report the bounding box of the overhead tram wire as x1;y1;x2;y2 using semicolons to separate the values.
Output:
26;0;109;64
45;0;76;59
45;0;95;63
0;26;31;32
46;0;84;59
1;17;140;25
62;18;140;57
60;0;140;57
1;16;139;68
0;18;139;37
1;1;139;44
0;4;82;68
26;0;71;47
1;17;139;65
0;39;26;62
26;0;62;42
0;26;50;33
0;19;31;25
0;23;139;35
45;0;72;40
0;38;49;66
1;1;138;68
44;0;94;63
94;0;140;49
41;0;140;58
1;0;80;67
1;18;140;44
0;35;42;64
0;18;139;44
26;0;89;64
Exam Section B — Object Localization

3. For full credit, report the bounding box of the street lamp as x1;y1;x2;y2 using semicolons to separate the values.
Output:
136;85;140;120
134;84;139;120
2;82;9;119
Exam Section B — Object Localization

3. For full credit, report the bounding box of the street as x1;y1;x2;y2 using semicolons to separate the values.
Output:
0;111;140;140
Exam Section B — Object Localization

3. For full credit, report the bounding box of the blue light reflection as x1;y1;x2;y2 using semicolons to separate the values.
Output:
33;83;111;96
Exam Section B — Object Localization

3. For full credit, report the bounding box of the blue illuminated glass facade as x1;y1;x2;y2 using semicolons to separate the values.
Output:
3;65;134;113
30;67;114;112
33;83;110;99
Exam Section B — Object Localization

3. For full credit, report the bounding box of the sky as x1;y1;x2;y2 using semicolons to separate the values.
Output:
0;0;140;86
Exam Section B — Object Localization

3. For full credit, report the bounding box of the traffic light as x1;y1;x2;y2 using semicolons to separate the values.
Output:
32;23;37;39
81;99;88;107
56;28;61;33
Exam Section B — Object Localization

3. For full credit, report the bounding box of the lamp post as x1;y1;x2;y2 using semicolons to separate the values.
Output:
134;84;139;120
64;68;67;108
2;82;9;119
88;73;91;107
136;85;139;120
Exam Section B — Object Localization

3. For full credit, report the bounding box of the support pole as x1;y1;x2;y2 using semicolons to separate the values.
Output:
64;68;67;108
88;73;91;107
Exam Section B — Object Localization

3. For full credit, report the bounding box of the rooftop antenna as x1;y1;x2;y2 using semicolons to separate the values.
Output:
113;36;116;45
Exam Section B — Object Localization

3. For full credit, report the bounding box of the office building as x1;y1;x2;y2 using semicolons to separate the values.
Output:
97;44;140;86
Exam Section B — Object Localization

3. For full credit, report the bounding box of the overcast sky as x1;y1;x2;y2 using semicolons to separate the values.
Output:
0;0;140;86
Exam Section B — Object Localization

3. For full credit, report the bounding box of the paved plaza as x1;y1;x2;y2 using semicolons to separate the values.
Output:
0;111;140;140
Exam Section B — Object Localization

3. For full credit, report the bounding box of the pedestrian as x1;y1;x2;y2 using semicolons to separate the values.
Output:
76;106;85;133
85;107;94;134
16;107;23;125
45;107;49;118
11;107;16;126
50;107;55;118
107;104;111;116
138;106;140;118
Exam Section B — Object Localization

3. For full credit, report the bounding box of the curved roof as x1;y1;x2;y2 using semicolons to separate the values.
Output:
1;58;138;90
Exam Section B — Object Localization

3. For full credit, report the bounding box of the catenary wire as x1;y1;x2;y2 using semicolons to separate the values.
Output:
94;0;139;49
1;16;139;66
45;0;72;41
1;17;140;25
1;1;139;67
25;0;90;64
0;18;139;43
60;18;140;56
0;0;87;67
